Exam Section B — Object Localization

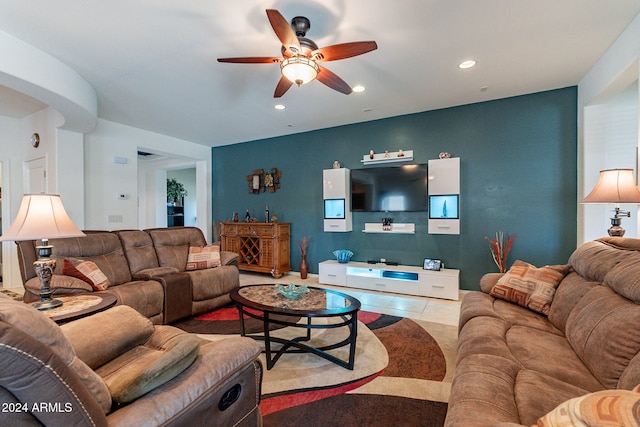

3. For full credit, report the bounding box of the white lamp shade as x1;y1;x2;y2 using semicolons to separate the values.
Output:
0;194;85;241
581;169;640;204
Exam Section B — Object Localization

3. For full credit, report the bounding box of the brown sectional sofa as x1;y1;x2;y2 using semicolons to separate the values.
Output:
5;226;263;425
445;237;640;426
16;226;240;324
0;293;263;426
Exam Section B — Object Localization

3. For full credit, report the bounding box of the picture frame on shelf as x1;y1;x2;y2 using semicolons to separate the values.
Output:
423;258;442;271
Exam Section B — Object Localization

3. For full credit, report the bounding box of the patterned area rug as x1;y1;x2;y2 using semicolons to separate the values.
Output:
0;289;23;301
173;306;457;427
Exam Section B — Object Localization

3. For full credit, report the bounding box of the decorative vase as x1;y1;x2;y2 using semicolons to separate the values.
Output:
300;256;308;279
382;217;393;231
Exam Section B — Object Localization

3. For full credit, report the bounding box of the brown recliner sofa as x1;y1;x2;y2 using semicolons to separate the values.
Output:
16;226;239;324
445;237;640;426
0;293;263;426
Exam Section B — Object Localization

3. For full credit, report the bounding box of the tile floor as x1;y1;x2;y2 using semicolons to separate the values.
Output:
239;271;465;327
4;271;465;327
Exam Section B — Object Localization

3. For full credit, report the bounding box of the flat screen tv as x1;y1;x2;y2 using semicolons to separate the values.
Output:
324;199;346;219
428;194;459;219
351;164;428;212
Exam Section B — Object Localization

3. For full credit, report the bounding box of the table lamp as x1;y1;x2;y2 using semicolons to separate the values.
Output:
0;194;85;310
581;168;640;237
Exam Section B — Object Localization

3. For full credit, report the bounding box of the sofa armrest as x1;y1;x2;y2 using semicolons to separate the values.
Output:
23;275;94;303
479;273;504;294
221;250;239;267
132;266;179;280
151;272;192;324
0;321;108;427
105;337;263;426
61;305;154;369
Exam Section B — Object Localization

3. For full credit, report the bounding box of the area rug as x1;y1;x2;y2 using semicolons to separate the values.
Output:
173;306;457;427
0;288;23;301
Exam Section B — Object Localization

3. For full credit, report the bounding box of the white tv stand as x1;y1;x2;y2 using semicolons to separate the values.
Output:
318;260;460;301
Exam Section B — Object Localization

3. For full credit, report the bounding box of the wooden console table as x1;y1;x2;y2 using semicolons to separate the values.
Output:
221;222;291;278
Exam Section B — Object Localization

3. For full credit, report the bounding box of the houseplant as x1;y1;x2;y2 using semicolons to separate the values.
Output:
167;178;188;205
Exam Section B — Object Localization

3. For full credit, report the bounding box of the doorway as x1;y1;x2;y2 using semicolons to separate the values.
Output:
167;168;196;227
137;150;210;239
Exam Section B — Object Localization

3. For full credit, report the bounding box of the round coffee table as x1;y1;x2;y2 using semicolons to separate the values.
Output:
229;285;361;370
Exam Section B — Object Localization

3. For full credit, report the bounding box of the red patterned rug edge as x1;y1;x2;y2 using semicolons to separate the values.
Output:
259;370;383;416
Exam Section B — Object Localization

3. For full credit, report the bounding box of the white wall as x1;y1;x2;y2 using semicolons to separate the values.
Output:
56;128;85;229
85;119;212;239
582;83;639;241
578;13;640;243
0;114;21;288
0;107;80;288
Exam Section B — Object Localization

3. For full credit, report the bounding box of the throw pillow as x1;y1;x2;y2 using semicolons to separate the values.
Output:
63;258;110;291
535;385;640;427
490;260;571;315
185;245;221;270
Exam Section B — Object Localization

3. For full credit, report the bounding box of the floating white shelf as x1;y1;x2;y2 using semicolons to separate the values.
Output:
361;150;413;165
362;222;415;234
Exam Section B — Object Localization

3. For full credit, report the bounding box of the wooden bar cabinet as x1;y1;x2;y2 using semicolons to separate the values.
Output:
220;222;291;278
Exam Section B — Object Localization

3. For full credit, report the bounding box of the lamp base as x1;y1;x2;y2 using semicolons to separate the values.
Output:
33;241;63;311
608;216;626;237
32;298;63;311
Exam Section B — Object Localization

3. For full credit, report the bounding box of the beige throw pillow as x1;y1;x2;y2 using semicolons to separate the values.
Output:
185;245;221;270
490;260;570;315
535;385;640;426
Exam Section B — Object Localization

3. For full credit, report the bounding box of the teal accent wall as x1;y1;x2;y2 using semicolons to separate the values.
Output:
212;87;577;291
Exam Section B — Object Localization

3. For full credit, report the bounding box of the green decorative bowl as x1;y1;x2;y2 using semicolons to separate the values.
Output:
274;283;309;299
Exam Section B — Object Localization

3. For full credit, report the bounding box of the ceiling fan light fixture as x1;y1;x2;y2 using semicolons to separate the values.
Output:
281;55;319;86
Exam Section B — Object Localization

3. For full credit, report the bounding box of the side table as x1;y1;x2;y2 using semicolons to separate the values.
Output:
36;293;117;324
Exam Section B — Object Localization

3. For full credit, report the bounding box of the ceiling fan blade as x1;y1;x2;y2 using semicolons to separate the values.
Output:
217;57;281;64
313;41;378;61
266;9;301;55
317;65;352;95
274;76;293;98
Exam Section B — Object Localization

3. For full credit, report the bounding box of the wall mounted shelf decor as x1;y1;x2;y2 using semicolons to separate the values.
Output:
362;222;415;234
361;149;413;165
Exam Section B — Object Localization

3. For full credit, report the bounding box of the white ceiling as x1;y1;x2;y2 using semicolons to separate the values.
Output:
1;0;639;147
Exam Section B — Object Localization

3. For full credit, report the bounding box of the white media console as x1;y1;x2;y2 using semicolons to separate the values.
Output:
318;260;460;301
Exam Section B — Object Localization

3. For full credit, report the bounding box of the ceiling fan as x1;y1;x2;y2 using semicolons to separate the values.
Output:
217;9;378;98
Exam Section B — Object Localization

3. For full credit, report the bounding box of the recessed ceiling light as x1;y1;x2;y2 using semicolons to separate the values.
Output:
274;104;285;110
353;85;365;93
458;60;477;69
